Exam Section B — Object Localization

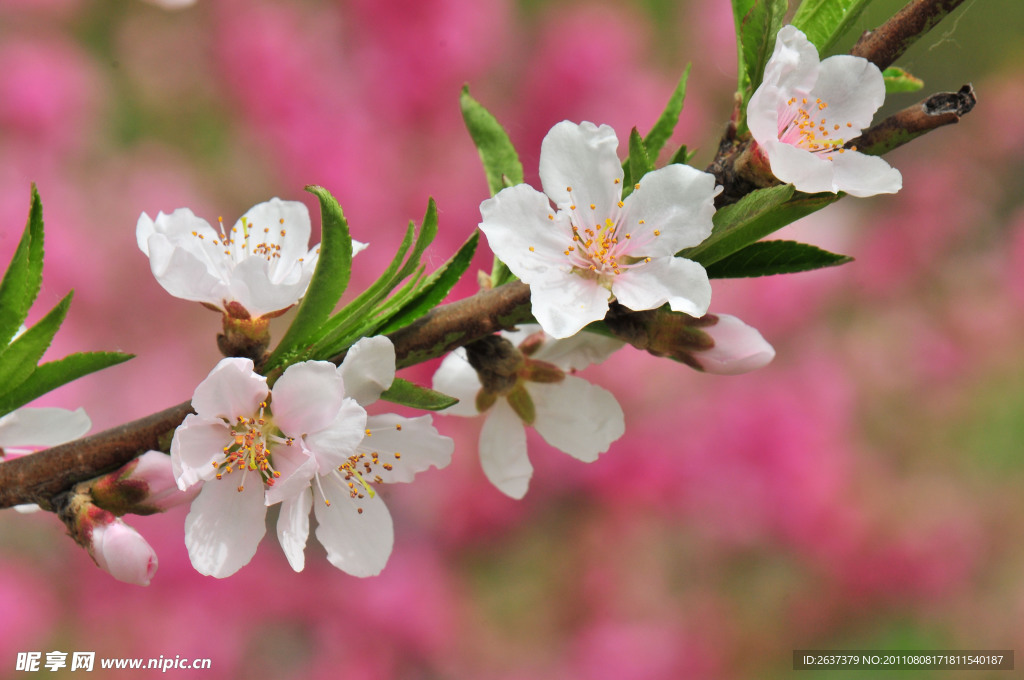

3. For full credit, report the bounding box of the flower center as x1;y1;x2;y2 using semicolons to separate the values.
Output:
777;97;856;158
559;182;654;279
318;423;406;514
214;402;290;491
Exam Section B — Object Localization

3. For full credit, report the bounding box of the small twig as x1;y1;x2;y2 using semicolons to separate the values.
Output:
850;0;969;71
853;84;976;155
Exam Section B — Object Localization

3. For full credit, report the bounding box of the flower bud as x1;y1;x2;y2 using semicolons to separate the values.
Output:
91;451;199;516
689;314;776;375
88;513;159;586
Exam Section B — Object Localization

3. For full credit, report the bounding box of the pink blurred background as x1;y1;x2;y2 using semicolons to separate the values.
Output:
1;0;1022;677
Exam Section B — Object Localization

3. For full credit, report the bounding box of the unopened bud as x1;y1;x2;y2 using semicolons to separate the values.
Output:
58;491;158;586
687;314;776;375
91;451;198;516
465;335;524;395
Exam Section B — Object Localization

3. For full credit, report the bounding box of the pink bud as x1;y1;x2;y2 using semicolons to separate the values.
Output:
91;451;198;515
691;314;776;375
87;514;159;586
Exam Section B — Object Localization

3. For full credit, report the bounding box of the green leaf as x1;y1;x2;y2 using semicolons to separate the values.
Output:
0;292;72;394
705;239;853;278
668;144;695;166
733;0;788;108
396;198;439;283
460;86;524;196
791;0;874;53
643;65;691;161
882;66;924;93
378;231;479;335
0;186;45;347
622;128;653;200
264;186;352;373
379;377;458;411
0;351;133;417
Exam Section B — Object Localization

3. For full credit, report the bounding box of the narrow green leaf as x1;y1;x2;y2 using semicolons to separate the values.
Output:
0;186;45;347
0;351;133;417
378;231;479;334
396;198;439;283
733;0;788;106
643;65;691;161
460;86;524;196
0;292;72;393
705;239;853;278
668;145;694;166
264;186;352;373
379;377;458;411
792;0;874;53
622;128;653;200
883;66;924;93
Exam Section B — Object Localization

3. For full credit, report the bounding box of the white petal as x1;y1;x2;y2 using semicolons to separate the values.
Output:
762;141;838;193
610;256;711;318
530;270;612;339
272;361;345;436
302;399;368;471
170;415;230;489
479;184;575;281
230;256;309;318
184;478;267;578
539;121;623;217
277;487;312;572
0;407;90;447
430;348;483;417
692;314;776;375
136;212;157;256
339;336;396;406
761;25;820;95
236;198;313;266
522;328;625;371
478;400;532;499
361;413;454;483
314;477;394;577
143;231;231;307
191;357;266;421
531;377;624;462
621;164;718;256
830;150;902;197
747;83;787;147
263;442;318;505
812;55;885;134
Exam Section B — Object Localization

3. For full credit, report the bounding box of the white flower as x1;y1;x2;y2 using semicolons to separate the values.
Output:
687;314;776;375
268;337;454;577
432;326;625;499
171;356;367;577
478;121;719;339
747;25;902;197
0;407;91;513
137;198;364;319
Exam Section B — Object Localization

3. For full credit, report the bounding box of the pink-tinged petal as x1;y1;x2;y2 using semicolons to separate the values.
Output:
479;184;574;279
761;25;820;95
272;361;345;436
303;399;368;471
184;478;267;578
479;400;532;499
191;357;266;421
264;443;318;505
120;450;199;513
170;415;230;489
760;140;837;194
530;271;612;339
236;198;312;266
142;231;231;307
811;55;885;134
230;256;309;318
0;407;90;447
314;477;394;577
89;519;158;586
339;336;396;406
621;164;718;256
830;150;902;197
431;348;483;417
691;314;776;375
531;377;624;462
539;121;623;217
510;325;624;371
361;413;453;484
611;256;711;318
747;83;787;145
276;487;312;572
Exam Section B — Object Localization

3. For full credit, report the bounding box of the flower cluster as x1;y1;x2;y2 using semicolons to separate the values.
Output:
171;337;453;578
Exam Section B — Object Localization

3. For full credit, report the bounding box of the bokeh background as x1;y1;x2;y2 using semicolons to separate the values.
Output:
2;0;1023;678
